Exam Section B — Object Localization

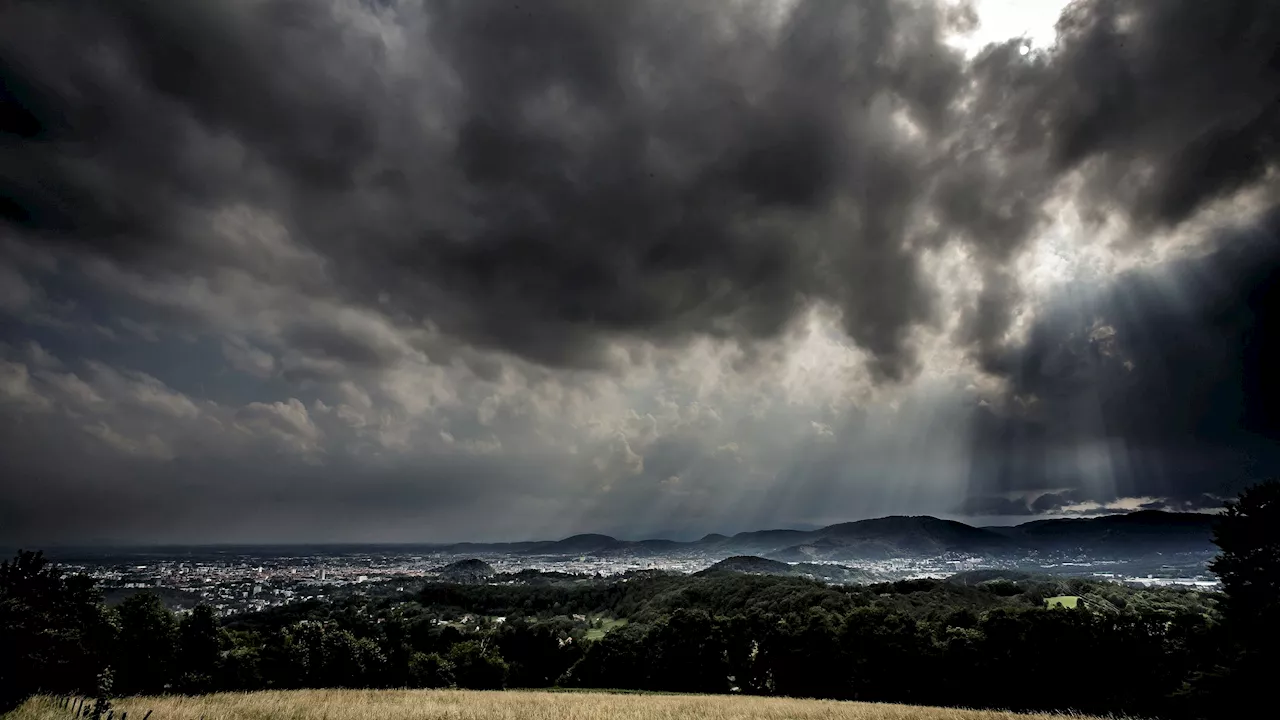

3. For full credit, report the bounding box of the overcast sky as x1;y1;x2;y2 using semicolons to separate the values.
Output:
2;0;1278;545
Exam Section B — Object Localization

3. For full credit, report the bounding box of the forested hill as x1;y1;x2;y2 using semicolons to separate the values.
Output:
436;559;495;584
429;510;1217;559
696;556;795;575
982;511;1218;552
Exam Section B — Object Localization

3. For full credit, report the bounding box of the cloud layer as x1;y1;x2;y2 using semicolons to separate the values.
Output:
2;0;1278;543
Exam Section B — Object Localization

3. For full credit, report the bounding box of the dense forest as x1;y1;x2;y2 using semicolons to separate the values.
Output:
3;483;1277;720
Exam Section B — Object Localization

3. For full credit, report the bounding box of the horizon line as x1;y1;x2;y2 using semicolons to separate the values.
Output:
6;507;1217;552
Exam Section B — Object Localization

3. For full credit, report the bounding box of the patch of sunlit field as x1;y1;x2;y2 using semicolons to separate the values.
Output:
9;690;1107;720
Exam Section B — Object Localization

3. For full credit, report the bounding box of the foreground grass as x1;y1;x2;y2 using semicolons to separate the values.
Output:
8;690;1105;720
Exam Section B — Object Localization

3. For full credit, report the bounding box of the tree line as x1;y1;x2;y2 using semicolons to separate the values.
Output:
3;482;1276;719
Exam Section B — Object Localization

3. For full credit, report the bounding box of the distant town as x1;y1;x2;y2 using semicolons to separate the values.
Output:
48;541;1219;616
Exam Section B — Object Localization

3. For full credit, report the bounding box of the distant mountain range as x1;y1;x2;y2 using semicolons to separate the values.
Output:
433;510;1219;562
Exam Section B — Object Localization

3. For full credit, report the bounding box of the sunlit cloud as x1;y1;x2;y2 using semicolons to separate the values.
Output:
1;0;1277;543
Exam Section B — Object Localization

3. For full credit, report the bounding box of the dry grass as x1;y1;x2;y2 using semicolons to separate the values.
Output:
8;691;1108;720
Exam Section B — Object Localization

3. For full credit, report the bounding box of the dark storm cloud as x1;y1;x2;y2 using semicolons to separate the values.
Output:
1030;490;1083;514
0;2;1030;377
957;495;1034;516
0;444;578;545
951;0;1280;368
4;0;1277;379
959;490;1226;519
1140;495;1226;514
1025;0;1280;228
0;347;585;543
4;0;1280;544
968;206;1280;504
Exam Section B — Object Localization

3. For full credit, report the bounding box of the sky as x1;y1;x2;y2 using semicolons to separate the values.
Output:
2;0;1279;545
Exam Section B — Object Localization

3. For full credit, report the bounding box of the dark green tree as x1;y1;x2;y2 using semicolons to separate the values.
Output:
0;550;114;711
647;608;730;693
495;618;581;687
407;651;454;688
1210;481;1280;628
378;616;414;687
114;592;179;695
177;605;226;693
353;635;388;687
560;623;650;689
757;608;844;699
286;622;390;689
220;635;264;690
1197;481;1280;718
446;640;508;690
841;607;927;703
285;623;326;688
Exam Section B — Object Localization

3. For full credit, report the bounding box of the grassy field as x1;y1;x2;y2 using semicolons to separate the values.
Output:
584;617;628;640
1044;596;1080;609
8;690;1104;720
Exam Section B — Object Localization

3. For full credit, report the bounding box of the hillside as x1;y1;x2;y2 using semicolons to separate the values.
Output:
426;510;1217;561
984;510;1218;554
544;534;627;554
692;555;868;583
9;690;1105;720
771;515;1016;561
695;555;795;575
435;559;496;584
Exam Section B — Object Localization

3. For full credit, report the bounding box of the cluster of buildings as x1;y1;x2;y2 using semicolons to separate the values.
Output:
53;545;1217;616
61;551;434;615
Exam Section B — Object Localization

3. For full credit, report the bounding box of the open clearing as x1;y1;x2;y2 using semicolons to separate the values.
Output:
9;690;1104;720
1044;596;1080;609
584;617;628;640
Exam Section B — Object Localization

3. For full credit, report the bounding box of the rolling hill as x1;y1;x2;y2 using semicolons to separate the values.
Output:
430;510;1217;561
695;555;795;576
434;558;496;584
770;515;1016;561
982;510;1218;554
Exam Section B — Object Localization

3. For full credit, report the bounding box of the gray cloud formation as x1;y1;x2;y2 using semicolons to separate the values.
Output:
1026;0;1280;228
968;207;1280;508
2;0;1280;543
0;0;960;379
5;0;1272;378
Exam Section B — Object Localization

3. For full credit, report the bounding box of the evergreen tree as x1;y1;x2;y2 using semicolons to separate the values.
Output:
1201;480;1280;718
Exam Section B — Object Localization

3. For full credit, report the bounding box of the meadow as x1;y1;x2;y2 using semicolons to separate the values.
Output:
584;617;629;641
6;691;1106;720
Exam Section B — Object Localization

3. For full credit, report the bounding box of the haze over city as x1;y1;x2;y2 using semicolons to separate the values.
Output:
3;0;1278;546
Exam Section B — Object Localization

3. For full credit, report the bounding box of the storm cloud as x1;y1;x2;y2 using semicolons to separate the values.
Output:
2;0;1279;543
967;207;1280;507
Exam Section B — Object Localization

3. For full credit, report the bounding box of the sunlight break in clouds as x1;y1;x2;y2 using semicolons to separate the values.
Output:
947;0;1070;56
2;0;1278;544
